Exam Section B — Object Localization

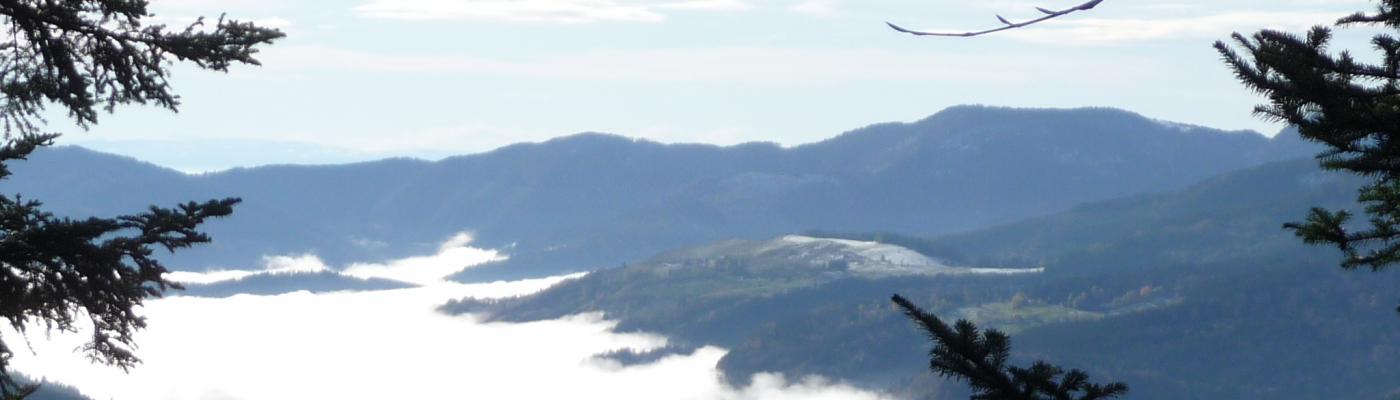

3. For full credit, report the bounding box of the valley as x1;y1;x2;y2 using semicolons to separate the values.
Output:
5;106;1393;399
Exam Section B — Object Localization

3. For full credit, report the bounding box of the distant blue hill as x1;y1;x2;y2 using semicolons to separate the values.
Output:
174;271;416;298
1;105;1319;280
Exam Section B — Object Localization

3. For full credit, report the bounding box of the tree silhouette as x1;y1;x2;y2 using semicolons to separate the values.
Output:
891;294;1127;400
1217;1;1400;307
0;1;282;397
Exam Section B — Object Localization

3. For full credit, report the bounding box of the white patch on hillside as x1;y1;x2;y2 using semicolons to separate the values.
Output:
772;235;1041;277
1153;119;1198;133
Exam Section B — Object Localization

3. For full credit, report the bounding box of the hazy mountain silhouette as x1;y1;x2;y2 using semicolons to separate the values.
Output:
174;272;417;298
3;106;1317;280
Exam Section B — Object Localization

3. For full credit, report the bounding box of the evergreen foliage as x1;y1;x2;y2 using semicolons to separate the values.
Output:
1217;1;1400;276
0;1;281;397
890;294;1127;400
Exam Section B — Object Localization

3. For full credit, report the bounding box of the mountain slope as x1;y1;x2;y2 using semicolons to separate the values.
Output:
444;235;1040;346
928;158;1360;274
465;157;1396;399
715;159;1394;399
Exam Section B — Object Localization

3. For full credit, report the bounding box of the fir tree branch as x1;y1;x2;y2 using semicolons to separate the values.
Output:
887;0;1105;38
891;294;1128;400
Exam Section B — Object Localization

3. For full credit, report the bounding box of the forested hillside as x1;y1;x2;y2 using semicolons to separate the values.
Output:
459;158;1399;399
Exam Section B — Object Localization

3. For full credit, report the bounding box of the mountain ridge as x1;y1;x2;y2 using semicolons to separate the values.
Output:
3;105;1318;280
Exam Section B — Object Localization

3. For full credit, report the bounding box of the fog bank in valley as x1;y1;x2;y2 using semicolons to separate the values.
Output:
5;234;888;400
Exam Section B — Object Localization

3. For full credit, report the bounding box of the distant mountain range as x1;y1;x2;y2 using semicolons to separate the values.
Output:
9;104;1391;399
2;105;1319;280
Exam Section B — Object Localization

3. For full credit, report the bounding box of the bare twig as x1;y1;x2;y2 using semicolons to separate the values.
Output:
887;0;1105;38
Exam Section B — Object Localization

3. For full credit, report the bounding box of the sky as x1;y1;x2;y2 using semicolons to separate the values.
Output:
53;0;1376;171
7;235;890;400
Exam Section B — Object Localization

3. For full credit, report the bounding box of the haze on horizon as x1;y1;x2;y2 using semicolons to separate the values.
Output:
52;0;1370;172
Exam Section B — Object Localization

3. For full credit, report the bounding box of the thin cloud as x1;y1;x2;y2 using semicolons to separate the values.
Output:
352;0;751;23
656;0;751;11
257;44;1050;85
789;0;838;17
998;11;1347;44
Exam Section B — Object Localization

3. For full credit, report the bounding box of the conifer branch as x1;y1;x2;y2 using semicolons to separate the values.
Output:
1216;0;1400;282
887;0;1105;38
891;294;1128;400
0;1;277;394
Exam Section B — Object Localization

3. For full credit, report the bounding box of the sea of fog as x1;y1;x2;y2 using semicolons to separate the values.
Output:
5;234;888;400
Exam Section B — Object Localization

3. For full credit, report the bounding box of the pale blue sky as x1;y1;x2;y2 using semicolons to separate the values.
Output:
56;0;1372;171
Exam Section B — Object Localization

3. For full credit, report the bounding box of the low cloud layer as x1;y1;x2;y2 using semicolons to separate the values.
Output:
6;235;888;400
164;254;332;284
342;232;501;285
